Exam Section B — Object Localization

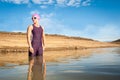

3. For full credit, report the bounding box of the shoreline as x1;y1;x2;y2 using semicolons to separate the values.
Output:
0;46;120;53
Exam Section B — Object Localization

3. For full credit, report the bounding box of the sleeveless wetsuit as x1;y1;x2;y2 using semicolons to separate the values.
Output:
29;24;43;57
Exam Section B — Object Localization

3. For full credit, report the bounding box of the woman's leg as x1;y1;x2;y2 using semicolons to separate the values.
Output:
27;57;34;80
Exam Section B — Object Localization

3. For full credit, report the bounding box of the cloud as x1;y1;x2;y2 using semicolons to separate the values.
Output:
93;24;120;41
30;10;40;15
67;0;81;7
40;13;66;34
1;0;29;4
78;24;120;41
40;5;48;9
12;30;26;33
56;0;81;7
41;13;54;18
1;0;92;7
82;0;91;6
32;0;54;4
41;15;120;41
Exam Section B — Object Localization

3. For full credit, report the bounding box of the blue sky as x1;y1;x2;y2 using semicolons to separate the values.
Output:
0;0;120;41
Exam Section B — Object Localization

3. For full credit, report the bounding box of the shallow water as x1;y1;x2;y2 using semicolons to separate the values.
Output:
0;47;120;80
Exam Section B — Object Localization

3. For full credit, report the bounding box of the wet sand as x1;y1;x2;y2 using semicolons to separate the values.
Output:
0;48;96;66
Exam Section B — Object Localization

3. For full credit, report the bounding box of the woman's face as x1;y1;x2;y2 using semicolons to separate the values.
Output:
32;17;39;24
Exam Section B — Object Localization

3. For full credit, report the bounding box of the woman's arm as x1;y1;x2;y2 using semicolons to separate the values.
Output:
27;25;33;48
42;27;45;50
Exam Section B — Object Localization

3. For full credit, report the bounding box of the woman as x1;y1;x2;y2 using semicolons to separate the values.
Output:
27;13;46;74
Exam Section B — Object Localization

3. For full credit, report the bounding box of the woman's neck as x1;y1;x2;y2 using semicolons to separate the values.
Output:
33;23;39;27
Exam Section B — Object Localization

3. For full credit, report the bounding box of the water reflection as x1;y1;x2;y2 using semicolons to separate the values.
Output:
27;56;46;80
0;47;120;80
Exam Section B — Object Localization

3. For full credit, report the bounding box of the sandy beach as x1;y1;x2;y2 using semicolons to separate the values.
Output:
0;31;119;52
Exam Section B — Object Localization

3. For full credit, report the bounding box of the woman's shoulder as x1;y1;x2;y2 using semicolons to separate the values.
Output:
40;25;44;30
28;24;33;29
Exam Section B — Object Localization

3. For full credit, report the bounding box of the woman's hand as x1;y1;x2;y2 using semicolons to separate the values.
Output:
29;47;34;54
